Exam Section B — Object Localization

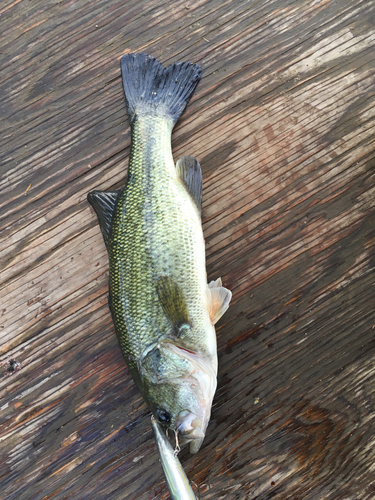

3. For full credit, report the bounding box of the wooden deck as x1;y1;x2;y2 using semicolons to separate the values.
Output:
1;0;375;498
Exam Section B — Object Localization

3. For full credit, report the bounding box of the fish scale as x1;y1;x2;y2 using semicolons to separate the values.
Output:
109;115;209;362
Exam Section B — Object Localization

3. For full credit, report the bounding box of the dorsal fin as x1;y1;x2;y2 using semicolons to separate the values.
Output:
87;189;123;248
176;156;202;216
156;276;191;336
206;278;232;325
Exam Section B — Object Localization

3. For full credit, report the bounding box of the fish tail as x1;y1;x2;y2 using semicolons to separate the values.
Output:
120;53;201;125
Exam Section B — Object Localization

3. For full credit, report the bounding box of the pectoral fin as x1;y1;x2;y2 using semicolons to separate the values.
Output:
87;189;123;248
176;156;202;216
206;278;232;325
156;276;191;336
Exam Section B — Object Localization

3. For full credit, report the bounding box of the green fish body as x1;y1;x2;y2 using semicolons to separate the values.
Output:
88;53;231;453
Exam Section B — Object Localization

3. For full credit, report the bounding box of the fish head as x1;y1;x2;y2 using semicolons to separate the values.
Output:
139;341;217;453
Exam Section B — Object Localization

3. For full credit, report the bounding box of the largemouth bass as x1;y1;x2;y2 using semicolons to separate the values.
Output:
88;53;231;453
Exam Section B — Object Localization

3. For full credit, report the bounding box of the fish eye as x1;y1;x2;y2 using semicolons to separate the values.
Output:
157;408;171;424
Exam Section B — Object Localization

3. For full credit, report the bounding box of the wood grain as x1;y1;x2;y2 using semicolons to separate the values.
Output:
1;0;375;498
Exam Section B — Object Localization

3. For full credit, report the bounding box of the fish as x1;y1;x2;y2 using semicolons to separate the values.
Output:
88;53;232;454
151;415;196;500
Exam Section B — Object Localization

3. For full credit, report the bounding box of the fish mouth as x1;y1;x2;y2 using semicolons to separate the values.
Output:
171;345;217;454
175;409;206;453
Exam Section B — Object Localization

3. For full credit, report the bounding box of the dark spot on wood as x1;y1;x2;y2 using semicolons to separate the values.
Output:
7;359;21;372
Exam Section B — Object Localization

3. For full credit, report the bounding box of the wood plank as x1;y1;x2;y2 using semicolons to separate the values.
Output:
1;0;374;498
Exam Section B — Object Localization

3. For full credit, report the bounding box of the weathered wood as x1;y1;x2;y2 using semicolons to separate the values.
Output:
1;0;375;498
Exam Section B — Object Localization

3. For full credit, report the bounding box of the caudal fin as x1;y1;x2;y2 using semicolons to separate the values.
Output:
120;53;201;125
